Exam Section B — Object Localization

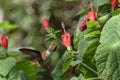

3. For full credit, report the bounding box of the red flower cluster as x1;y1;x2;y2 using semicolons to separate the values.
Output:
87;2;97;21
111;0;118;9
80;17;89;31
61;22;71;47
1;35;8;49
42;18;49;29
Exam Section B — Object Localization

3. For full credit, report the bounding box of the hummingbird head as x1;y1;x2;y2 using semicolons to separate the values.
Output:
47;43;57;53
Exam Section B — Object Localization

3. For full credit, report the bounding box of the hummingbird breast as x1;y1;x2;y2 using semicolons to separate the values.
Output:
41;50;51;60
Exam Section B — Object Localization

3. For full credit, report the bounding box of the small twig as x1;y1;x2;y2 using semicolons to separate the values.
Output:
85;77;103;80
61;21;66;33
81;62;98;74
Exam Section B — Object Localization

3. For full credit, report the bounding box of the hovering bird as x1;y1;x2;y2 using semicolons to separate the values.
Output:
19;43;57;65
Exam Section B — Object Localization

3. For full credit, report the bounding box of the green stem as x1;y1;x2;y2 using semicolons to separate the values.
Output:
85;77;103;80
67;46;72;51
5;48;8;57
81;62;98;75
111;8;114;13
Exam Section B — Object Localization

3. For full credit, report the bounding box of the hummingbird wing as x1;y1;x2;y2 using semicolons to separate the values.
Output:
19;48;42;60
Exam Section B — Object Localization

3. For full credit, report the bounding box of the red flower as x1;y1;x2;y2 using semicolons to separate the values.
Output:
61;22;71;47
87;2;97;21
62;33;71;47
1;35;8;48
80;17;89;31
42;18;49;29
111;0;118;9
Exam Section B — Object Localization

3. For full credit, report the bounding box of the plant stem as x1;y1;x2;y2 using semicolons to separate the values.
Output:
81;62;98;74
85;77;103;80
4;48;8;57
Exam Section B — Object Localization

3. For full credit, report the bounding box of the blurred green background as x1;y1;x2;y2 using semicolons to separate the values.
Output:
0;0;88;80
0;0;89;49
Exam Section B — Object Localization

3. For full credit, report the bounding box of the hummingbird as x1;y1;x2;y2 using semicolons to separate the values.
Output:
19;43;57;65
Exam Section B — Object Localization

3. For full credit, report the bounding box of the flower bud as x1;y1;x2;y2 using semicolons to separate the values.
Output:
42;18;49;29
87;2;97;21
111;0;118;9
61;22;71;47
88;11;97;21
80;17;89;31
61;32;71;47
1;35;8;48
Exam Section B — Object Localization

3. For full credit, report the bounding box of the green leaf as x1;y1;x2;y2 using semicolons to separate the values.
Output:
71;60;81;67
86;20;100;29
0;76;7;80
8;53;29;59
92;0;109;7
98;14;110;24
70;74;85;80
100;15;120;43
78;74;85;80
95;14;120;80
73;15;87;49
84;30;101;39
8;70;27;80
76;5;90;15
76;37;91;61
112;8;120;16
55;30;61;34
14;60;38;80
52;51;73;80
0;21;17;29
70;77;78;80
0;57;16;76
80;40;99;78
62;56;73;73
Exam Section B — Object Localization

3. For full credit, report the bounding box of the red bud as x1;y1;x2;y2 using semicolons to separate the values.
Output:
88;2;97;21
111;0;118;9
1;35;8;48
61;33;71;47
80;17;89;31
42;18;49;29
88;11;97;21
61;22;71;47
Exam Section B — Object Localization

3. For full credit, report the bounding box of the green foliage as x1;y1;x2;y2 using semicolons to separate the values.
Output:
112;8;120;16
84;30;101;39
86;20;100;29
76;5;90;15
71;74;84;80
0;21;17;29
8;70;26;80
98;14;110;23
73;15;87;49
14;60;38;80
92;0;109;7
0;57;16;77
95;14;120;80
1;0;120;80
0;76;7;80
62;53;74;73
52;51;73;80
